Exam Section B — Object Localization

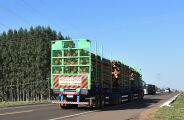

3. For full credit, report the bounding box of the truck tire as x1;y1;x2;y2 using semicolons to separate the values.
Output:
59;103;67;109
95;95;100;109
59;98;69;109
69;104;78;108
118;94;122;104
59;104;78;109
100;95;105;109
128;93;133;102
140;92;144;99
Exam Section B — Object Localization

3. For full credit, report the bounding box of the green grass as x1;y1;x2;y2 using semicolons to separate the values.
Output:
0;100;50;107
147;93;184;120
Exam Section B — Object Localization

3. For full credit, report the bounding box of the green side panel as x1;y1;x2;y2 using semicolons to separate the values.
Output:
52;41;63;50
51;44;53;89
88;71;91;89
78;40;90;49
110;52;112;88
78;48;80;73
100;46;103;87
51;39;91;90
95;42;97;86
88;40;91;89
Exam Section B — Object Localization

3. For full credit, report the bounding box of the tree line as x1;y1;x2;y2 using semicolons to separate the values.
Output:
0;26;69;102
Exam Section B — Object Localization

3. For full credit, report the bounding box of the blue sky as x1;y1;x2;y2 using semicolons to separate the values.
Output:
0;0;184;90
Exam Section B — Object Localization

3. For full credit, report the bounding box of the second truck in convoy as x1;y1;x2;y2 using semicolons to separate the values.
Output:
144;84;156;95
51;39;144;109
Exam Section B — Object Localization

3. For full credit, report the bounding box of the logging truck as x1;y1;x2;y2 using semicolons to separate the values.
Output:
144;84;156;95
51;39;144;109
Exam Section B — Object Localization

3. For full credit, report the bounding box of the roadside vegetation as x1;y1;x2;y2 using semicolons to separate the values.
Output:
0;26;71;102
0;100;50;107
146;93;184;120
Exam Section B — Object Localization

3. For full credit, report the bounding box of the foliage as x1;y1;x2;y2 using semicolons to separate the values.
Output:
147;94;184;120
0;26;69;102
0;100;50;107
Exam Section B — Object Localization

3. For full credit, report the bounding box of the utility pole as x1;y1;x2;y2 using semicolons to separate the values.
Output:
157;73;161;89
47;78;50;101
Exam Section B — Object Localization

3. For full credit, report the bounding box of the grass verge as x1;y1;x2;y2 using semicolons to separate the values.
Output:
0;100;50;107
146;93;184;120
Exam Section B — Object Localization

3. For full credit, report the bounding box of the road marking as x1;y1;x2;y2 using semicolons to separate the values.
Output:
49;110;98;120
0;104;53;111
49;102;135;120
160;93;180;107
0;110;33;116
49;100;139;120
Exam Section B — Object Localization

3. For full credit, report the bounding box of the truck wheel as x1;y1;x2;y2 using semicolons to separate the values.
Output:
140;92;144;99
128;93;133;102
100;95;105;109
59;103;67;109
132;94;134;101
95;95;100;109
59;98;68;109
118;94;122;104
69;104;78;109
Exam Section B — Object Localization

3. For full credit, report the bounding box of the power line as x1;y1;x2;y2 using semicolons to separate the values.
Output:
0;22;9;29
21;0;47;20
0;0;89;38
38;0;47;6
0;22;8;33
0;2;32;25
21;0;72;37
21;0;90;38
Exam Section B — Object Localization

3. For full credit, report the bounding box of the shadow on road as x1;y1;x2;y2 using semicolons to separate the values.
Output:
62;93;177;112
101;98;162;111
71;97;162;111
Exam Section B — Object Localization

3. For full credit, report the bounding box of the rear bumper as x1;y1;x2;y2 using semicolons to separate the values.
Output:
53;89;88;95
52;101;89;105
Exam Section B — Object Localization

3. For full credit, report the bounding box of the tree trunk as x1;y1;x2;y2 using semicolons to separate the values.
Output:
17;82;19;101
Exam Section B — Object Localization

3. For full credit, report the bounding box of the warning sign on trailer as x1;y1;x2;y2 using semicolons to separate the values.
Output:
59;77;82;86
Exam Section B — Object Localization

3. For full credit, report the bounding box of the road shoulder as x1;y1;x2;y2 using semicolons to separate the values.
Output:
139;93;178;120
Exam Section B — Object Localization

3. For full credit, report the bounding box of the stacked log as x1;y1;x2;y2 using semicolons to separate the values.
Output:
102;58;111;88
123;65;130;89
91;54;111;88
129;67;142;88
130;67;135;81
112;60;122;88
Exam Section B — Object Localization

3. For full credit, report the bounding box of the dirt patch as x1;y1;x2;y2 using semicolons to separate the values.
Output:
126;118;139;120
139;98;168;120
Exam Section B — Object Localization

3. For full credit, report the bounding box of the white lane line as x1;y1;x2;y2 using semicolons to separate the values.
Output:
160;93;180;107
49;110;98;120
49;102;135;120
0;110;33;116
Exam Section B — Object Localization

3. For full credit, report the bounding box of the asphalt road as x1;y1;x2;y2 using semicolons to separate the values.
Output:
0;93;177;120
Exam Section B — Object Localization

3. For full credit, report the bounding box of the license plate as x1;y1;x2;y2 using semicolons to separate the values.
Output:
59;77;82;86
66;95;73;98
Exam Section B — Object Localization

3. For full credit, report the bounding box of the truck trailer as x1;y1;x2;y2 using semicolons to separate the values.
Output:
51;39;144;109
144;84;156;95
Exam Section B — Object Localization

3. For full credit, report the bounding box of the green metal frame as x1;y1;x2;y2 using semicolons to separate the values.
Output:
100;46;103;87
121;59;123;88
110;52;112;88
128;65;131;89
51;39;92;89
139;68;142;88
95;42;97;86
51;45;53;88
